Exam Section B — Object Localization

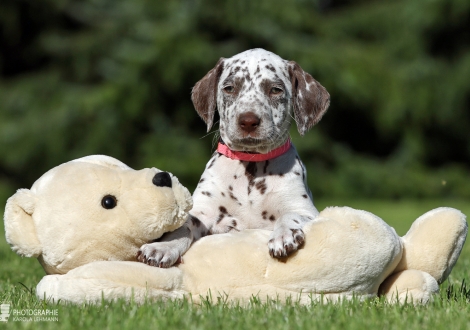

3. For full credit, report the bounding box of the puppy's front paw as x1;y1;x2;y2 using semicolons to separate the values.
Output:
268;227;305;258
137;242;182;268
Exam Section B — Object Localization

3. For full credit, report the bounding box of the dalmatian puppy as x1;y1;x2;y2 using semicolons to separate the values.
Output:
138;48;330;268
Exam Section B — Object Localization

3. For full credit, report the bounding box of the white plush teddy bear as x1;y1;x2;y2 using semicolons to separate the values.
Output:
3;156;467;304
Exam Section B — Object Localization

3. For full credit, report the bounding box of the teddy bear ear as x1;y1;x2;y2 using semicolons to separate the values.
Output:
4;188;42;257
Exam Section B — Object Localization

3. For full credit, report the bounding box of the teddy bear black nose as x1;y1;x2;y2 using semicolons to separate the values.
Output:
152;172;172;188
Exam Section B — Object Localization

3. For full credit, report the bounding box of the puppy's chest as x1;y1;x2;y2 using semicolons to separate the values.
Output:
194;153;302;229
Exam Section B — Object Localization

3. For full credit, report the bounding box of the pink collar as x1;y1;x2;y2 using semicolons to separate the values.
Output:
217;139;292;162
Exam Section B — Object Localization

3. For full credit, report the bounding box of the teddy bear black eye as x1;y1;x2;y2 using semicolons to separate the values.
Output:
101;195;117;209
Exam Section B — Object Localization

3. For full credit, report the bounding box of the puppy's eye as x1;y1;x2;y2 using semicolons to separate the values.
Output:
223;86;235;94
270;87;283;95
101;195;117;209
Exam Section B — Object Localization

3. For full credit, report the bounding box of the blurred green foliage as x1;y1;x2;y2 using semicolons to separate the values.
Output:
1;0;470;202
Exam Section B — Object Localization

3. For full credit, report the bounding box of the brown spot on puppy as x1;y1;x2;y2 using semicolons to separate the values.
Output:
189;215;202;227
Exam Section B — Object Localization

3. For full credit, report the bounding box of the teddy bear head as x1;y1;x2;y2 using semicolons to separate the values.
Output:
3;155;192;274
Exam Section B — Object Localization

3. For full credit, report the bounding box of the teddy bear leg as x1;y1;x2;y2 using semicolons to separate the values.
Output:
379;270;439;304
395;207;467;283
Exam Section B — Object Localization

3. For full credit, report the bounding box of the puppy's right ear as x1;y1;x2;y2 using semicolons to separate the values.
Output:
288;61;330;135
4;189;42;257
191;58;225;132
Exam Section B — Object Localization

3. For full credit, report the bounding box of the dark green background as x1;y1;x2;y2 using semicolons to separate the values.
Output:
1;0;470;202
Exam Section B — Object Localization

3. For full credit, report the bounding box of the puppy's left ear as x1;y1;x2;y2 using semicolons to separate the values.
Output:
288;61;330;135
191;58;225;132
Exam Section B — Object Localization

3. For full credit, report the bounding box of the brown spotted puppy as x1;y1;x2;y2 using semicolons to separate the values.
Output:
138;48;330;268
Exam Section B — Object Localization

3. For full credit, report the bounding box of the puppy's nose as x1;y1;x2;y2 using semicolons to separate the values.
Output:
238;112;261;133
152;172;172;188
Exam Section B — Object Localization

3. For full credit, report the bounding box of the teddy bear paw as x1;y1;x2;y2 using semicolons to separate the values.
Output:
268;227;305;259
137;242;182;268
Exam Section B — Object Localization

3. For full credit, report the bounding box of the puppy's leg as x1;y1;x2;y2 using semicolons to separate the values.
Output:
137;215;206;268
268;213;312;258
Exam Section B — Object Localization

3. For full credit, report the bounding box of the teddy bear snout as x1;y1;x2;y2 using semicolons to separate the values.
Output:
152;172;172;188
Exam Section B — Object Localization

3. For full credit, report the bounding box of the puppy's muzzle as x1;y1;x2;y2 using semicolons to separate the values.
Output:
238;112;261;134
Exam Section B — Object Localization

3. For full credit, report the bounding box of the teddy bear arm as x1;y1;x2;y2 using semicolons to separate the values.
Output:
37;261;186;304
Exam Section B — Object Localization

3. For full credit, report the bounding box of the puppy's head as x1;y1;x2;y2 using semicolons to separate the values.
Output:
191;49;330;153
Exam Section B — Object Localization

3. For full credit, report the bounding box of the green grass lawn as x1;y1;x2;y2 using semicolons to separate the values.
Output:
1;199;469;329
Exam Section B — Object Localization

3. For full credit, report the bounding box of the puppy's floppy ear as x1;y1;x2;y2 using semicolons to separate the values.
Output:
4;189;42;257
288;61;330;135
191;58;225;132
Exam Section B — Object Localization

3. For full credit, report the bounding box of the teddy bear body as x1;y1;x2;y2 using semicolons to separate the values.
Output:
3;156;467;304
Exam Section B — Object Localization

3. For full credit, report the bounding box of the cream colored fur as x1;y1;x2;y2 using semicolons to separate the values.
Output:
3;156;467;305
4;155;192;274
